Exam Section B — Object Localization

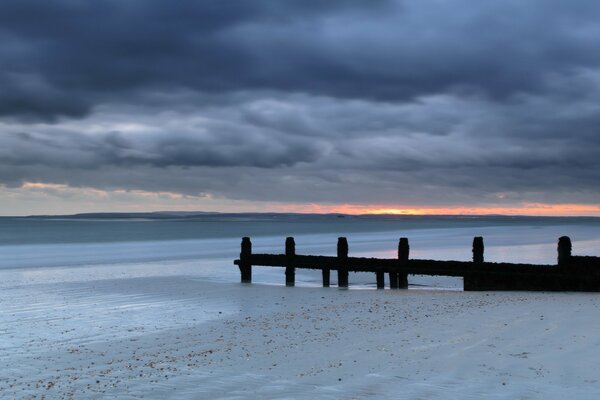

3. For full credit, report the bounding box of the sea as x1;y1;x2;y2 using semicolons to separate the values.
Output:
2;214;600;290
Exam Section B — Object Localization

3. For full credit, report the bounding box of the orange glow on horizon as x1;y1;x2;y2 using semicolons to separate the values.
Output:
272;203;600;217
7;182;600;217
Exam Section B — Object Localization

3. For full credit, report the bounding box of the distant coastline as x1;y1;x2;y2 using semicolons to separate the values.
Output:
4;211;600;221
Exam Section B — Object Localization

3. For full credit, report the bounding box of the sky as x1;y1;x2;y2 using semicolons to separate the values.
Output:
1;0;600;216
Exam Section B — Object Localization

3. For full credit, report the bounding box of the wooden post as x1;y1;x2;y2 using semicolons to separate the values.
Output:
389;270;398;289
322;268;330;287
240;237;252;283
389;237;401;289
473;236;484;263
376;271;385;289
398;237;409;288
337;237;349;288
558;236;572;266
285;237;296;287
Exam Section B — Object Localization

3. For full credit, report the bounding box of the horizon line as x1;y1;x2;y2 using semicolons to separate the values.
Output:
3;210;600;219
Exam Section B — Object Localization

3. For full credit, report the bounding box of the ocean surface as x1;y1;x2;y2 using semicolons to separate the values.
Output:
2;214;600;290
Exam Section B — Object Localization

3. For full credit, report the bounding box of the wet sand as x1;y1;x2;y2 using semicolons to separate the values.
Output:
2;264;600;399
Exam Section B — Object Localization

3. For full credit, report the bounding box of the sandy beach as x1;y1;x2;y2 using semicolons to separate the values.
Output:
3;259;600;399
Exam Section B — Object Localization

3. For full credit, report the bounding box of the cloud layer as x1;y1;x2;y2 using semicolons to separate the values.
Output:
1;0;600;213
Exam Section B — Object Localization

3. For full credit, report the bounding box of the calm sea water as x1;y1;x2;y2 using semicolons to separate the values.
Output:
1;215;600;289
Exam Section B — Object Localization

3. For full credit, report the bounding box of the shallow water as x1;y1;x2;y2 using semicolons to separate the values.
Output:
2;216;600;289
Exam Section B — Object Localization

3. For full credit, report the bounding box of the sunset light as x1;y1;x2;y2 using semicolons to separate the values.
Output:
271;203;600;217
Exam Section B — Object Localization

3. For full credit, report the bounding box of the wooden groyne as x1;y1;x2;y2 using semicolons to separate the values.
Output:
234;236;600;291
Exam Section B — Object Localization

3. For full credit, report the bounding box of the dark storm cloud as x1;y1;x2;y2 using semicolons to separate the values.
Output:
2;0;600;209
2;88;600;206
1;123;322;169
0;0;391;120
2;0;600;120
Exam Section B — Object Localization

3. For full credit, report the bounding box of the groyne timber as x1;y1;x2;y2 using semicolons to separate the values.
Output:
234;236;600;291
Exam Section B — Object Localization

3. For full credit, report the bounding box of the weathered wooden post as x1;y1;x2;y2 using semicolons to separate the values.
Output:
389;269;399;289
376;270;385;289
398;237;409;288
466;236;485;290
337;237;349;288
240;237;252;283
285;237;296;286
558;236;572;266
322;267;330;287
388;238;400;289
473;236;484;263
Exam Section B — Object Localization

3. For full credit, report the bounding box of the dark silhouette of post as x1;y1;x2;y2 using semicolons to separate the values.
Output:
558;236;572;266
322;237;331;287
285;237;296;286
376;271;385;289
473;236;484;263
388;238;400;289
337;237;349;288
398;237;409;288
240;237;252;283
389;269;398;289
322;268;330;287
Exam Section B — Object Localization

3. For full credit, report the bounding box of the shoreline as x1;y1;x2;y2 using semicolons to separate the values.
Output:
3;275;600;399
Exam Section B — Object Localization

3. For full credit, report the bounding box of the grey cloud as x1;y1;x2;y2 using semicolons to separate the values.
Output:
0;73;90;121
1;121;323;170
2;0;600;120
1;85;600;206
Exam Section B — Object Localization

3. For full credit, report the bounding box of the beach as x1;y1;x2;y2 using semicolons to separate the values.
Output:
2;216;600;399
4;277;600;399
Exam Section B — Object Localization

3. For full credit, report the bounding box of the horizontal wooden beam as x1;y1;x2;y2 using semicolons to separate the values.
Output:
233;253;598;278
